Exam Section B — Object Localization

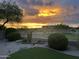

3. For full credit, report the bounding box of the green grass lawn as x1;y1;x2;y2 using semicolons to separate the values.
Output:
7;48;79;59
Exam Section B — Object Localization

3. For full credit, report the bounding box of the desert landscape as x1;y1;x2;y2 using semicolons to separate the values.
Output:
0;0;79;59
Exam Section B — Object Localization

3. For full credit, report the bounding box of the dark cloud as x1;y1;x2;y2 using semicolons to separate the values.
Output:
17;0;54;6
0;0;79;24
27;9;38;16
25;8;39;16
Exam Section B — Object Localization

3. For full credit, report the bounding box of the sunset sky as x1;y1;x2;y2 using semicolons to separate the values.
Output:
0;0;79;28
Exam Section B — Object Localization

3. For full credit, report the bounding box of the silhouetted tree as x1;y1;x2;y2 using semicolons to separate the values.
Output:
0;0;23;27
54;24;71;30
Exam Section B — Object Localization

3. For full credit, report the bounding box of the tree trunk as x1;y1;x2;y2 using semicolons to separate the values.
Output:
2;19;8;27
27;30;32;43
0;19;8;30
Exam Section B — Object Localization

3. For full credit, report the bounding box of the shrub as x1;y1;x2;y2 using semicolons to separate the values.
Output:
6;32;21;41
5;28;17;35
48;33;68;50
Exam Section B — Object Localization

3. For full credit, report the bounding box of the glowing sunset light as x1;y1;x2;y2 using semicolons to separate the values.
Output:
38;7;61;17
4;23;48;29
21;23;48;28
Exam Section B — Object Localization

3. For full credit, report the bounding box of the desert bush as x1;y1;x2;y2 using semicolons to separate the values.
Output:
48;33;68;50
21;37;28;44
6;32;21;41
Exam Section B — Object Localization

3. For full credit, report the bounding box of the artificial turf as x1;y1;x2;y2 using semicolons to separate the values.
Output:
7;47;79;59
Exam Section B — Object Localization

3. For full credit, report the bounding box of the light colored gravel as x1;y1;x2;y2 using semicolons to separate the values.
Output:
0;41;47;55
63;51;79;56
61;45;79;57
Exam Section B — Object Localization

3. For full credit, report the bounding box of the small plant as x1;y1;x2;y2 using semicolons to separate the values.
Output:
48;33;68;50
21;38;28;44
6;32;21;41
